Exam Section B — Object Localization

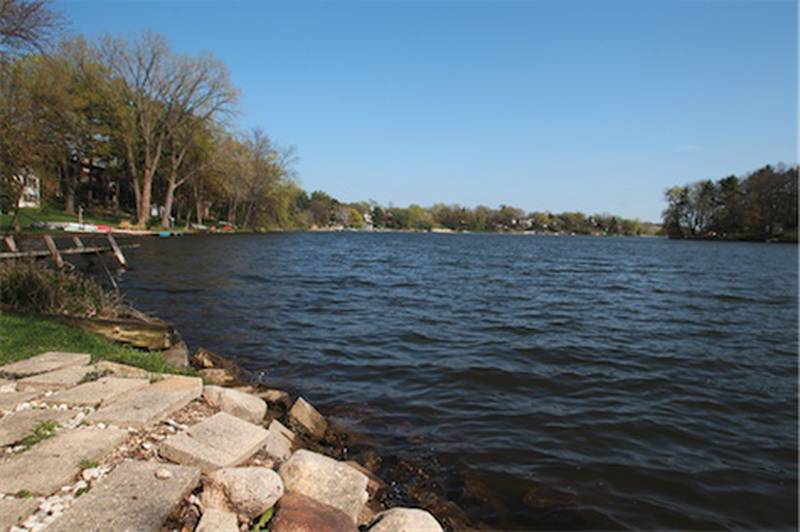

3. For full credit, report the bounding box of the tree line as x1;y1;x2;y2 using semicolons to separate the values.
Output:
662;164;798;242
0;1;654;237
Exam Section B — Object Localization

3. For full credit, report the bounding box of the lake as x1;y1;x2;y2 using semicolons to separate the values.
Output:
118;232;798;530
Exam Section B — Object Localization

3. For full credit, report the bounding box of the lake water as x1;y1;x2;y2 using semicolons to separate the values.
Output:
118;233;798;530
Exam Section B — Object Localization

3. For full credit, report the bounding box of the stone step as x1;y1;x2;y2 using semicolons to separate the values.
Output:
0;427;128;495
48;460;200;532
44;376;149;407
0;352;90;378
0;497;39;531
16;364;96;391
0;390;41;412
160;412;269;473
87;375;202;429
0;408;75;447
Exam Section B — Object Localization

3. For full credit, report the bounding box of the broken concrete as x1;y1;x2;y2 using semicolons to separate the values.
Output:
45;377;149;407
88;375;202;428
196;508;239;532
0;408;75;447
16;364;96;391
48;460;200;532
0;497;39;530
203;385;267;424
159;412;269;473
288;397;328;439
264;419;295;462
0;390;40;412
279;449;369;523
0;352;90;378
0;427;128;495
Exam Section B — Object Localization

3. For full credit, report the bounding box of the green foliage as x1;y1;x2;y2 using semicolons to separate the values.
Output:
0;260;122;318
663;164;798;241
250;507;274;532
19;420;58;449
15;490;33;499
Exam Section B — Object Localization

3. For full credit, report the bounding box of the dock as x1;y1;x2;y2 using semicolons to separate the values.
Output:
0;234;137;268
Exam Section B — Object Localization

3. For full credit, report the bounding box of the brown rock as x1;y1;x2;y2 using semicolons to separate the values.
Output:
200;368;234;385
163;341;190;369
258;388;291;409
271;493;356;532
192;348;217;369
288;397;328;439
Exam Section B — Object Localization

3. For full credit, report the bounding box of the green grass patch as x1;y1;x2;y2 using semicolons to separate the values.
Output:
0;313;193;375
19;420;58;449
78;458;99;469
0;206;127;232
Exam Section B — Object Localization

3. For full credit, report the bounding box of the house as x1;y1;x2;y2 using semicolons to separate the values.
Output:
17;173;41;208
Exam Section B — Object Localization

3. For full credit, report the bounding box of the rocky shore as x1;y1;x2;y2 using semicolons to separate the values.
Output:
0;342;464;531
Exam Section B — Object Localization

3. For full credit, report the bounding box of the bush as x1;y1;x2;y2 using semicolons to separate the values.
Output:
0;260;122;318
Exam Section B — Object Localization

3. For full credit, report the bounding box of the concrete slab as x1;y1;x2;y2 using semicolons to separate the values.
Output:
0;427;128;495
0;497;39;530
160;412;269;473
48;460;200;532
0;378;14;391
16;364;96;392
45;377;149;407
0;391;40;412
264;419;295;462
196;508;239;532
87;375;202;429
0;352;90;378
0;408;75;447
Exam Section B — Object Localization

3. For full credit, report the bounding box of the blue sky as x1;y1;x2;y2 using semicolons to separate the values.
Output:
57;0;797;221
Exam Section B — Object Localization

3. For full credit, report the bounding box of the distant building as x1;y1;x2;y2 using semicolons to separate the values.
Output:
17;173;40;208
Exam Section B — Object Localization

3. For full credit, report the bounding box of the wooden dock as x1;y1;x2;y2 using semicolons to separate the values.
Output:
0;233;137;268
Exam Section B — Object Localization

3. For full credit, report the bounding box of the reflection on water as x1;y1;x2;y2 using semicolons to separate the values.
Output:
118;233;798;529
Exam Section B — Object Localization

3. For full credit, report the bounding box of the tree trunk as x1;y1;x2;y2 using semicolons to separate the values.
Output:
161;178;176;229
63;164;75;216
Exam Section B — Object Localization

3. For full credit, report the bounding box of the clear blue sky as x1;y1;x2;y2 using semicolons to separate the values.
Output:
56;0;797;222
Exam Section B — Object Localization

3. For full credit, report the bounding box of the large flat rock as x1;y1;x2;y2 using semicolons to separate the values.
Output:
88;375;202;428
0;352;90;378
0;408;75;447
160;412;269;473
0;390;40;412
0;427;128;495
48;460;200;532
45;376;149;407
16;364;96;391
0;497;39;530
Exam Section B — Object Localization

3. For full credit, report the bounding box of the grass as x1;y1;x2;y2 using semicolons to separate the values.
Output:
0;313;191;375
78;458;99;469
18;420;58;450
0;206;127;232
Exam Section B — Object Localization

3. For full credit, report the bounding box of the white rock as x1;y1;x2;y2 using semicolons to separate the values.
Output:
155;468;173;480
201;467;284;520
202;386;267;424
368;507;443;532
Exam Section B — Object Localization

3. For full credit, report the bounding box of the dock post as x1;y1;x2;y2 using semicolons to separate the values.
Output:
72;236;85;248
106;233;127;267
43;235;64;269
3;236;17;252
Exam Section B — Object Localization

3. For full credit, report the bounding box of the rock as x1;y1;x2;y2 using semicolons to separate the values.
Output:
47;461;200;532
271;492;356;532
203;385;267;424
196;508;239;532
0;428;128;495
162;341;190;369
44;377;149;407
155;468;173;480
344;461;384;498
0;352;90;378
367;508;443;532
200;368;235;385
94;361;150;379
257;389;291;408
16;364;95;391
192;348;217;369
288;397;328;439
264;420;295;463
278;449;368;523
159;412;269;473
0;391;41;412
201;467;284;519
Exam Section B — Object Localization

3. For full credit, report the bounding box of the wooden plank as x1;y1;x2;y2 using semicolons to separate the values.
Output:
106;234;126;267
72;236;85;248
3;236;17;252
42;235;64;268
0;243;139;261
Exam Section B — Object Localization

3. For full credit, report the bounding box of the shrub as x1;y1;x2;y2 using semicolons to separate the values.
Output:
0;260;122;318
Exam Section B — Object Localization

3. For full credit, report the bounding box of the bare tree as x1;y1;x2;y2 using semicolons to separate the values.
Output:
0;0;61;55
